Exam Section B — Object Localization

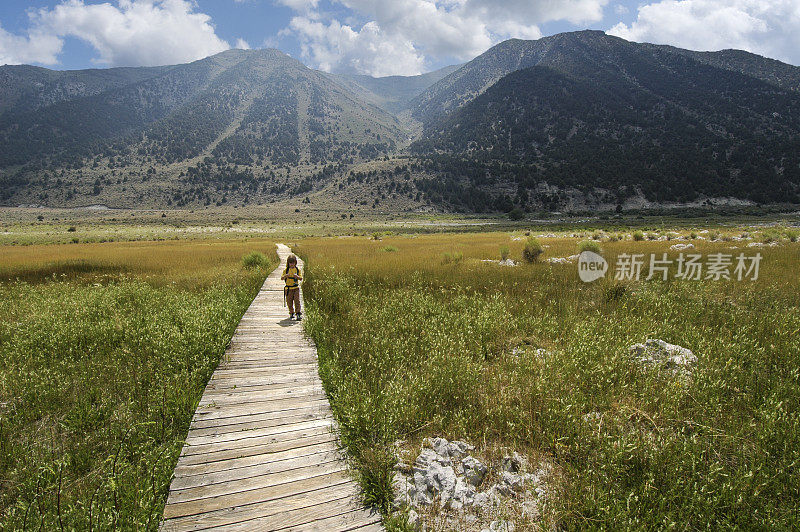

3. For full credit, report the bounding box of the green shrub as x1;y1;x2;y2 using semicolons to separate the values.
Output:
500;245;510;261
442;251;463;264
785;228;799;242
578;240;602;254
507;207;525;220
241;251;268;269
709;230;721;241
760;229;781;243
382;246;398;252
522;237;543;263
633;231;645;241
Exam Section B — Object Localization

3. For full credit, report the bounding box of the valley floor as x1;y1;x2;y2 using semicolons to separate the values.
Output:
0;217;798;530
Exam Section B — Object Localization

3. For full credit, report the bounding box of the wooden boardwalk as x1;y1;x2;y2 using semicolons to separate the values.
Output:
161;244;382;531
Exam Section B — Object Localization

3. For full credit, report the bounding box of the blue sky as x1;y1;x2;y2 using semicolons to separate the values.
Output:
0;1;798;76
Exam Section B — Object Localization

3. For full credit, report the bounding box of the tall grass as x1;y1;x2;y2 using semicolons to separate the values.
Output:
0;240;277;529
297;233;800;528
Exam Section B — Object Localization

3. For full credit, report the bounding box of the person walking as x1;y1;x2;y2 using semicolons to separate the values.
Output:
281;254;303;320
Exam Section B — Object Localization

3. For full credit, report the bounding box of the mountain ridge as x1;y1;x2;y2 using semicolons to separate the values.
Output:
2;32;800;212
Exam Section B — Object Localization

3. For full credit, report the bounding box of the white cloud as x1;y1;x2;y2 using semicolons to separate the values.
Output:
1;0;231;67
0;24;63;66
285;0;608;76
287;16;425;77
276;0;320;13
608;0;800;65
235;38;251;49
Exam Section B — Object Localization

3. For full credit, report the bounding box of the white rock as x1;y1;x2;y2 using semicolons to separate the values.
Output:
670;243;694;251
533;348;550;360
521;499;540;520
430;437;451;458
630;339;697;375
449;477;476;509
498;471;526;495
462;456;488;486
473;486;502;510
407;509;421;531
413;453;457;507
501;452;528;473
393;471;417;508
546;254;579;264
582;411;602;423
483;520;516;532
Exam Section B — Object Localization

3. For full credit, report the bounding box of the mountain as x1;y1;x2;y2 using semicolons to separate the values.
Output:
409;31;800;210
326;64;462;114
2;31;800;212
409;31;800;125
0;64;171;115
0;49;404;206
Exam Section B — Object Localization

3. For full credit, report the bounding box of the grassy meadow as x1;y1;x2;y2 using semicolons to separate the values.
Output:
1;217;798;530
297;228;800;529
0;239;277;529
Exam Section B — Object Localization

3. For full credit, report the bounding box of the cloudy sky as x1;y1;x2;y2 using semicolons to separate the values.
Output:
1;0;798;76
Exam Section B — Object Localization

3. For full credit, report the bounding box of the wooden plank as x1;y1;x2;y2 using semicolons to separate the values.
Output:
179;425;336;458
186;409;329;438
172;442;340;479
163;470;357;521
188;405;332;431
192;397;331;421
162;475;360;529
198;385;325;406
170;449;345;490
278;510;383;532
161;244;382;531
202;377;321;389
166;459;346;505
174;432;340;468
206;374;320;388
219;495;369;532
184;418;333;447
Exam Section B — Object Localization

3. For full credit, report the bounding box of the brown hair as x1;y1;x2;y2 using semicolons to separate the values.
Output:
285;254;298;273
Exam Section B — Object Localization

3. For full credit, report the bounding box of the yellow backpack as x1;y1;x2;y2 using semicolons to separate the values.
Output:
284;265;300;288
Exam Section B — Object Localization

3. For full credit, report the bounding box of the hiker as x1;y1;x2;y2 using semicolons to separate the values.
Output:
281;254;303;321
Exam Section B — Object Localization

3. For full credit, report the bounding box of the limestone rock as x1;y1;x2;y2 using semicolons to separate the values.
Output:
449;477;476;509
501;452;528;473
482;520;516;532
393;471;417;509
407;509;421;531
462;455;488;486
630;338;697;376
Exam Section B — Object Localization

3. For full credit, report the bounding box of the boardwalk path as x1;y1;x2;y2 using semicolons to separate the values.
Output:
161;244;382;531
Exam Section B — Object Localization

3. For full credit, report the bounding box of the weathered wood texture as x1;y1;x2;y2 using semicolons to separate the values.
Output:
161;244;382;531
